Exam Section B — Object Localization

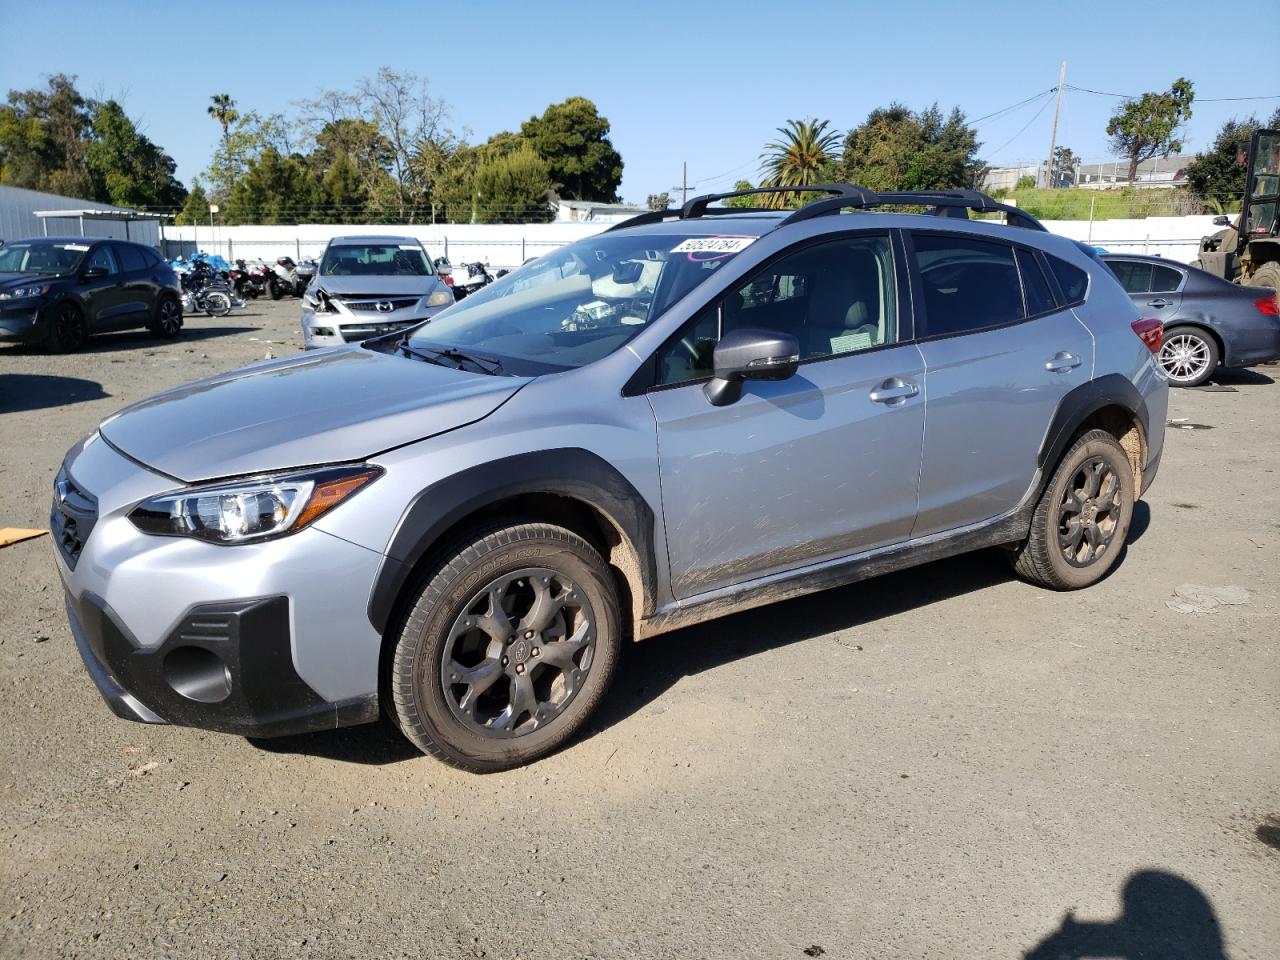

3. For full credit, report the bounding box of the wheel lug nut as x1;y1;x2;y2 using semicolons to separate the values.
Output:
502;656;509;665
532;647;540;657
516;663;525;674
525;630;534;639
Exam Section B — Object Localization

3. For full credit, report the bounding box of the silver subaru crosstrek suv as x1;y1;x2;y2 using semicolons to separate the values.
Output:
52;185;1168;772
300;235;453;349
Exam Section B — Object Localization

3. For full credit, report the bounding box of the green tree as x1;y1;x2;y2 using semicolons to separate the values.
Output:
1015;174;1037;191
204;110;292;204
724;179;757;208
174;179;209;225
1184;109;1280;206
1106;78;1195;184
758;119;840;207
86;99;186;209
839;103;983;191
1050;146;1080;187
472;144;554;223
646;192;670;210
520;97;623;201
0;73;95;197
321;152;369;222
224;146;321;224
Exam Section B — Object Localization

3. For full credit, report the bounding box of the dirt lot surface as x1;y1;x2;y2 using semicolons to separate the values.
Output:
1;298;1277;959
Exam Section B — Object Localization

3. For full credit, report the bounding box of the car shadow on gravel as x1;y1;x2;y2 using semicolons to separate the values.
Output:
251;507;1153;766
0;325;259;357
0;373;109;412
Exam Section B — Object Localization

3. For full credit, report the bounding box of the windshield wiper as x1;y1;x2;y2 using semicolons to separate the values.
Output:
431;347;505;376
398;341;453;367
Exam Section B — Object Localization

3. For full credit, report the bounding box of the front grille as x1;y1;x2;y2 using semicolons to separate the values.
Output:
50;469;98;570
343;298;420;313
340;319;418;342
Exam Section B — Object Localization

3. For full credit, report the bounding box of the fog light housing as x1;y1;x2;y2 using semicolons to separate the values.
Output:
311;326;335;338
162;646;232;703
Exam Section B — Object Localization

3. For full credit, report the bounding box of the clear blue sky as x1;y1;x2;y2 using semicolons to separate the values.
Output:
2;0;1277;205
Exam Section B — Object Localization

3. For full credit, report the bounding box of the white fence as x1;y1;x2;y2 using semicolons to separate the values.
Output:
161;214;1220;270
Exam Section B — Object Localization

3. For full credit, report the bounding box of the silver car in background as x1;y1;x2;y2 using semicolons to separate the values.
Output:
301;235;453;348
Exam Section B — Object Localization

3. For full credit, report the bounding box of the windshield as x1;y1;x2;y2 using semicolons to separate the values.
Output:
321;243;433;277
405;231;756;372
0;240;91;275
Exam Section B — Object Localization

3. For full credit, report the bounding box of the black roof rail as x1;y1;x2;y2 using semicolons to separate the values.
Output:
681;183;876;219
605;183;1046;234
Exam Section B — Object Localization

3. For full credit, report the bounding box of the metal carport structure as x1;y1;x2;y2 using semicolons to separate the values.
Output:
32;207;174;243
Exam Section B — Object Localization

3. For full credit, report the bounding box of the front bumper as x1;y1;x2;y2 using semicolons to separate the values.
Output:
53;433;386;738
0;302;46;341
301;304;447;350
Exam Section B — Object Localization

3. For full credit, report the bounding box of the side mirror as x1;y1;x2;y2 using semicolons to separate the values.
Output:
1212;215;1230;226
80;266;108;282
703;327;800;406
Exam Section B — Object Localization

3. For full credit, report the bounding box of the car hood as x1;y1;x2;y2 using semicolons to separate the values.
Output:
0;271;58;286
98;347;527;483
314;275;444;297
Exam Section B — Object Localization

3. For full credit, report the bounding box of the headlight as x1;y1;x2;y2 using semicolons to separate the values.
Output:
305;290;338;313
0;284;50;300
425;290;453;307
128;464;381;544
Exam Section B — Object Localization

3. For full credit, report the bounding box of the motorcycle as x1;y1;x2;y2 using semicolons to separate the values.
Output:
231;259;267;299
448;260;494;300
180;260;243;317
269;256;317;299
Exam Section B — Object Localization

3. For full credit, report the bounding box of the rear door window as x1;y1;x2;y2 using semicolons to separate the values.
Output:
1150;263;1183;293
115;244;147;273
1016;248;1057;315
1107;259;1153;293
912;234;1023;337
1047;255;1090;303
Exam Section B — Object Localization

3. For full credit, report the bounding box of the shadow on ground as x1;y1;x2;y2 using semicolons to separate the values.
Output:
0;324;260;357
0;373;109;413
1024;869;1227;959
249;505;1155;765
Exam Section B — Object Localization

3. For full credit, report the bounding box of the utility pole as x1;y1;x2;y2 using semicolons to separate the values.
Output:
672;161;693;207
1045;60;1067;188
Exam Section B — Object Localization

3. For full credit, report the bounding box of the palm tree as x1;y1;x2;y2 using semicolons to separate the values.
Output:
207;94;238;138
758;118;841;208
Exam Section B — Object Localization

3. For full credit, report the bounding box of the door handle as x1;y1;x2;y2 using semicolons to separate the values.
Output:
869;378;919;405
1045;352;1082;373
1147;298;1170;308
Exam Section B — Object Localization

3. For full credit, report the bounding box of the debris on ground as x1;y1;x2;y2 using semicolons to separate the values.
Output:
0;528;48;548
1166;583;1251;614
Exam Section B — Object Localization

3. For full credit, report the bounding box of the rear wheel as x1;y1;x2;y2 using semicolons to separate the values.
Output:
203;290;232;317
1009;429;1134;590
1159;325;1219;387
45;301;88;353
148;296;182;338
1249;261;1280;303
390;522;621;772
268;277;284;300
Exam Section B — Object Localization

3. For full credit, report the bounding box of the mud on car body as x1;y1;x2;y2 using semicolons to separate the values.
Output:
54;184;1168;771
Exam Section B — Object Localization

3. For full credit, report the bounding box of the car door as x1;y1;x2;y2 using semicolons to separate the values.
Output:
909;232;1095;536
1107;257;1184;318
111;243;154;325
78;244;127;329
644;232;926;599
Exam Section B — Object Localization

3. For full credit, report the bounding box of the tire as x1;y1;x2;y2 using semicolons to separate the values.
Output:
1009;429;1135;590
390;522;621;772
1248;261;1280;303
148;295;183;338
269;278;284;300
45;301;88;353
203;290;232;317
1158;325;1219;387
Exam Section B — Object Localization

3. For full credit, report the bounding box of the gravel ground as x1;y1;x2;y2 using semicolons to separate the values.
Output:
1;298;1277;959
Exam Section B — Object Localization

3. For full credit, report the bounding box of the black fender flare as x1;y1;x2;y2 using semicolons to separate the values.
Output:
1037;372;1150;481
366;449;658;635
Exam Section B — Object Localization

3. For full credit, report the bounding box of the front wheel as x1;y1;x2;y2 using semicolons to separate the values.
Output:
46;301;88;353
1009;429;1135;590
203;290;232;317
389;522;621;772
268;278;284;300
1159;325;1219;387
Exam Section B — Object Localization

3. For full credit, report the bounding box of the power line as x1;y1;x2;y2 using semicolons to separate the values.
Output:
1065;83;1280;102
971;88;1056;126
986;95;1057;158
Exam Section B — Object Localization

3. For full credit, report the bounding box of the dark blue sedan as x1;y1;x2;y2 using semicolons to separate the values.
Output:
1103;253;1280;386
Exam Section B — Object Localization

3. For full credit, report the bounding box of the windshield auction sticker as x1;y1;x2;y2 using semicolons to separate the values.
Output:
671;236;755;255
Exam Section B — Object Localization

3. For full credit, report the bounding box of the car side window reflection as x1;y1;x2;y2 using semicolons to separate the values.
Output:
86;245;119;276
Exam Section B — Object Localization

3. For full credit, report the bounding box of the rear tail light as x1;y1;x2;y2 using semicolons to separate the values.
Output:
1131;318;1163;354
1255;294;1279;317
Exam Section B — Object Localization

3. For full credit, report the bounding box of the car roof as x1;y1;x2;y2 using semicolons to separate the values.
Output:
327;235;422;246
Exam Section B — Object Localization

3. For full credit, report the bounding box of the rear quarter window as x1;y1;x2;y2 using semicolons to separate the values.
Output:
1047;255;1090;304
